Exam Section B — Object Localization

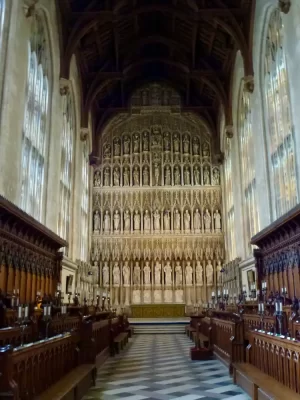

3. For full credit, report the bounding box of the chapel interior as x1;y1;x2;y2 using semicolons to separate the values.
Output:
0;1;299;399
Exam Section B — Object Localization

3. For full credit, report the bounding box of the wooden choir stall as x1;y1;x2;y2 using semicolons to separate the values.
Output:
0;196;131;399
187;204;300;399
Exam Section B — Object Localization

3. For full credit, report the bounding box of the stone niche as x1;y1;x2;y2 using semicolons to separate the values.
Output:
91;83;225;311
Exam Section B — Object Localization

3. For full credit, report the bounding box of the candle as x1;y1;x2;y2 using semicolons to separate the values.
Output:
18;306;22;319
261;303;264;312
279;302;283;312
275;302;279;312
212;291;215;297
218;290;220;296
24;306;28;318
48;305;51;316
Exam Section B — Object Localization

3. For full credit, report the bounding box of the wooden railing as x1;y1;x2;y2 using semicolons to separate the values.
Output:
243;314;274;340
0;333;79;399
247;330;300;394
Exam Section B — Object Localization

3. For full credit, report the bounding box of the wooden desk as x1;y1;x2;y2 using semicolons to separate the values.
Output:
131;304;185;318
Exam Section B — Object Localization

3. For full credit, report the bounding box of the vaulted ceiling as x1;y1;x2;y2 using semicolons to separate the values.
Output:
57;0;255;155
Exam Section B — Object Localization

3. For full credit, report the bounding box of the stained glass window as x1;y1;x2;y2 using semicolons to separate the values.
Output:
264;9;297;219
225;137;236;260
80;142;89;261
20;13;50;221
238;90;259;254
58;91;75;249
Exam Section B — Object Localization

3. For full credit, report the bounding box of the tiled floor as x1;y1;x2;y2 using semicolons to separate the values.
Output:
82;334;251;400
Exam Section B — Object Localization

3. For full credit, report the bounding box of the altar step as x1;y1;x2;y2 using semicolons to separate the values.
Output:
129;318;189;334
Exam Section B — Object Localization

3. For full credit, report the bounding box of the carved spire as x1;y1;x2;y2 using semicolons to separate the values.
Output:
278;0;291;14
23;0;39;18
225;125;234;139
244;75;254;93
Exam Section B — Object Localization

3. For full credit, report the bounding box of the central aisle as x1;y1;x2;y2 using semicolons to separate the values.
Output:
83;334;250;400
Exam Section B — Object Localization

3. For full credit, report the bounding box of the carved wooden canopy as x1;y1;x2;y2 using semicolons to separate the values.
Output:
57;0;254;155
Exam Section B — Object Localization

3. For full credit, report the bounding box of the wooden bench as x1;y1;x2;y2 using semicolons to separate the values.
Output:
126;326;134;338
233;362;300;400
38;364;96;400
185;326;196;339
191;331;209;348
113;331;128;354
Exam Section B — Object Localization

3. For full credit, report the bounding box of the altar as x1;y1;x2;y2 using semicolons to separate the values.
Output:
130;304;186;318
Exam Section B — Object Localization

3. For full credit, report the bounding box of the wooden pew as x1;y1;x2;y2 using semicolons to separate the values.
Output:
233;330;300;399
110;318;129;355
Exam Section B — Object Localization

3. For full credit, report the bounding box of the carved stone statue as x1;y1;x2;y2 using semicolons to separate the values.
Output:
102;262;109;286
113;168;120;186
173;134;180;152
104;210;110;233
164;262;172;285
143;262;151;285
183;134;189;153
114;139;121;156
217;261;222;285
124;209;130;231
114;210;120;232
164;133;171;151
104;167;110;186
214;210;221;232
192;137;199;155
174;166;181;185
213;168;220;185
123;136;130;154
164;210;170;230
123;262;130;285
184;209;190;231
134;262;141;285
143;131;149;151
184;167;191;185
174;209;180;230
202;142;210;158
196;261;203;285
204;209;211;232
175;261;182;286
154;163;160;186
143;166;149;185
94;170;101;187
194;209;201;231
155;262;161;285
144;210;151;231
94;210;100;232
185;261;193;285
113;263;120;285
203;166;210;185
123;167;130;186
153;209;161;231
133;134;140;152
134;210;140;230
194;166;200;185
132;166;139;186
206;260;213;286
103;143;111;159
165;165;171;185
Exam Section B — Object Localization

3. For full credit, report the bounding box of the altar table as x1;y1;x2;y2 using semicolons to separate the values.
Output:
130;304;186;318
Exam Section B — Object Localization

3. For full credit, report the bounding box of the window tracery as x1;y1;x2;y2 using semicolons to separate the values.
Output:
264;8;297;218
238;90;259;254
80;141;89;261
225;137;236;260
58;90;75;249
20;13;50;221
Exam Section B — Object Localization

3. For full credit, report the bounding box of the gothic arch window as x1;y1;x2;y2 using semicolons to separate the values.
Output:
20;12;51;221
80;142;89;261
264;8;297;219
225;138;236;260
0;0;5;47
58;90;75;248
238;89;259;254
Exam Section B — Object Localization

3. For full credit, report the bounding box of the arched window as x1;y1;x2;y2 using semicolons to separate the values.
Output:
20;13;50;221
264;9;297;219
225;137;236;260
238;90;259;254
80;142;89;260
0;1;5;47
58;91;75;248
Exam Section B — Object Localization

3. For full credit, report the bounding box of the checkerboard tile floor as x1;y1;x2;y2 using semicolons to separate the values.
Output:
82;334;251;400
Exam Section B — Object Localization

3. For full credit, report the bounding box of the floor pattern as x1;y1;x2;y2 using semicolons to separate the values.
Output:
82;334;251;400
